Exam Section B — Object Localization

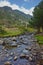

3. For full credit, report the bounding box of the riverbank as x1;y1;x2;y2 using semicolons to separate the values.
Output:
35;34;43;45
0;27;25;37
0;27;36;37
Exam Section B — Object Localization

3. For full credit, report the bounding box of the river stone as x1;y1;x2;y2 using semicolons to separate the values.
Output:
4;40;17;47
29;57;33;61
3;39;17;47
4;61;12;65
12;37;17;41
6;54;9;57
8;57;12;60
22;41;28;45
29;54;33;57
25;46;32;51
14;56;18;61
10;52;14;56
10;42;17;47
0;40;3;45
20;53;26;59
2;39;9;45
23;49;28;54
2;46;5;50
26;55;29;60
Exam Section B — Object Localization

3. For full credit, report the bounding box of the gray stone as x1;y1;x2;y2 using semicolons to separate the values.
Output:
8;57;12;60
23;49;28;54
4;61;12;65
25;46;32;51
20;53;26;58
0;40;3;45
29;57;33;61
12;37;17;41
6;54;9;57
10;52;14;56
22;41;28;45
14;56;18;61
3;39;17;47
26;55;29;60
10;42;17;47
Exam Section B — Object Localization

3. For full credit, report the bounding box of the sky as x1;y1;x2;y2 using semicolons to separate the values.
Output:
0;0;41;15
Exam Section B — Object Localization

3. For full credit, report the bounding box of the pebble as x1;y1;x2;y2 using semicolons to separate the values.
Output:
6;54;9;57
23;49;28;54
0;40;3;45
20;53;26;59
8;57;12;60
4;61;12;65
12;37;17;41
10;52;14;56
26;55;29;60
25;46;32;51
14;56;18;61
29;57;33;61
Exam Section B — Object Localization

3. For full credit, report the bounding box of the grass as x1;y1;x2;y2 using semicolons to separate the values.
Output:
0;27;24;37
27;27;37;32
35;35;43;44
0;27;37;37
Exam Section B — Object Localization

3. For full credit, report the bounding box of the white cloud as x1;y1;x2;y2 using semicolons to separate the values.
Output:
20;7;34;16
0;0;34;16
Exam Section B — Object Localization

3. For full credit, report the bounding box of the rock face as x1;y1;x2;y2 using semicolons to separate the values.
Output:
0;33;41;65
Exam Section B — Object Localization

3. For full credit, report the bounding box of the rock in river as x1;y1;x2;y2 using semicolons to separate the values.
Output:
4;61;12;65
3;39;17;47
25;46;32;51
20;53;26;59
29;56;33;61
23;49;29;54
14;56;18;61
0;40;3;45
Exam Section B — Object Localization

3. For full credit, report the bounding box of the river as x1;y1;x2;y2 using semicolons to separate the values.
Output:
0;33;42;65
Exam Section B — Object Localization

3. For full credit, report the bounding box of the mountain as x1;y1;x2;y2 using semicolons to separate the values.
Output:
0;6;32;27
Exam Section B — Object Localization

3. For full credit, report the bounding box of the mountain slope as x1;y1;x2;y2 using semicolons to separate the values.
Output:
0;6;32;27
